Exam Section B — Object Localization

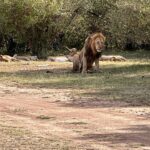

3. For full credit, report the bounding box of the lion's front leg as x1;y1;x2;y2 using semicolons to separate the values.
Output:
82;55;87;74
94;58;101;72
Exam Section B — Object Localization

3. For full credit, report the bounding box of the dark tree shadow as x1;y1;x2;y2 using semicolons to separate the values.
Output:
0;63;149;108
76;125;150;147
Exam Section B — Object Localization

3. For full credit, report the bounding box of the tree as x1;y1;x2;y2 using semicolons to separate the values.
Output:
0;0;149;57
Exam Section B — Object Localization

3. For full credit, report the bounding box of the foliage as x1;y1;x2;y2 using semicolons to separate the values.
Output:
0;0;65;57
107;0;150;49
0;0;149;57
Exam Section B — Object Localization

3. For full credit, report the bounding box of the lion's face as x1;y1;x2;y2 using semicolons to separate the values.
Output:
87;33;106;54
94;37;105;52
68;48;77;56
65;47;78;57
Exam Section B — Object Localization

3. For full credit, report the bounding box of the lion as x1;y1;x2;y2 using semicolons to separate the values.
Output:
100;55;127;61
67;33;106;74
65;47;82;72
81;32;106;73
0;55;18;62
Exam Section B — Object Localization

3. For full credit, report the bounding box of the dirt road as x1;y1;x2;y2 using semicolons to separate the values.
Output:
0;84;150;150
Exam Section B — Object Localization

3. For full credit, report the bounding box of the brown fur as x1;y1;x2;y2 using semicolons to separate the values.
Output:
71;53;82;72
65;47;78;57
66;48;82;72
66;33;106;73
81;32;106;73
68;52;127;72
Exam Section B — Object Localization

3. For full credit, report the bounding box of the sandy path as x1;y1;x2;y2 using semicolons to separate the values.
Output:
0;85;150;150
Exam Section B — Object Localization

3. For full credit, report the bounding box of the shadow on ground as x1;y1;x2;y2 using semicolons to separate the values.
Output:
76;125;150;147
0;63;149;88
0;63;149;107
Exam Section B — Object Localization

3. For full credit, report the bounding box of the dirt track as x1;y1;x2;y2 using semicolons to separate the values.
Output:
0;84;150;150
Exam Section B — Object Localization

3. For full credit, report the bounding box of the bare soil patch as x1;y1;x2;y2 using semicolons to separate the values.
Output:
0;83;150;150
0;55;149;150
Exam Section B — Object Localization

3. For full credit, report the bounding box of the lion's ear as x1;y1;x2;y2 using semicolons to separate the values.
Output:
85;37;88;42
85;36;92;43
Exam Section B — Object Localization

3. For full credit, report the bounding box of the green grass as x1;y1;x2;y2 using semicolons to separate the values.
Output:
0;50;150;105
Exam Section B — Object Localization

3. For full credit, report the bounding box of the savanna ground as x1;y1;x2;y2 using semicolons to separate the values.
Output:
0;50;150;150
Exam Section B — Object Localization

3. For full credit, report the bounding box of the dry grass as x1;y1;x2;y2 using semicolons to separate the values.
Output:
0;50;150;150
0;50;150;105
0;122;74;150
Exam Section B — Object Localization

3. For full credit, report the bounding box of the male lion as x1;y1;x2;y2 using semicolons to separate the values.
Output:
67;33;106;73
81;32;106;73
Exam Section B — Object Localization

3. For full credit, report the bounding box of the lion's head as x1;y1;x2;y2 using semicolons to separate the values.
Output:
85;32;106;55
